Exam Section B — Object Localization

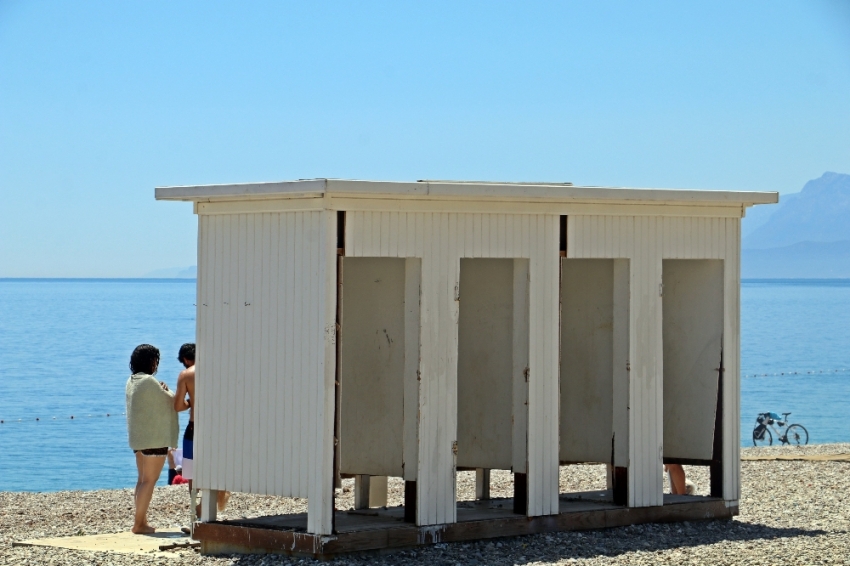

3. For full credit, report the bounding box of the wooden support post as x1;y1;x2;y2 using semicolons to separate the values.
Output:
513;473;527;515
404;480;417;523
200;489;218;523
307;209;339;535
369;476;388;508
353;475;370;510
475;468;490;500
355;475;388;509
613;467;628;506
511;260;529;477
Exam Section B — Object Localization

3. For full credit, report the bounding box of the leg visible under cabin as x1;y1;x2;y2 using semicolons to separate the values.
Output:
661;259;724;501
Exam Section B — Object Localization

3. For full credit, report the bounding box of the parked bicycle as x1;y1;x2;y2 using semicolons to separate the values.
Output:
752;412;809;446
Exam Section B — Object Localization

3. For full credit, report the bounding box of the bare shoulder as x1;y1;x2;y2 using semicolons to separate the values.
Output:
178;366;195;385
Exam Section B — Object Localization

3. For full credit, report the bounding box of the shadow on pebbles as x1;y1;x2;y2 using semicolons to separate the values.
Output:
2;444;849;565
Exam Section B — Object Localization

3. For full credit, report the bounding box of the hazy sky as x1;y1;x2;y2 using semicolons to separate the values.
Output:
2;1;849;277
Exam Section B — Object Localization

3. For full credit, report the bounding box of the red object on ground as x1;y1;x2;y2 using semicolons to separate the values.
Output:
172;474;189;485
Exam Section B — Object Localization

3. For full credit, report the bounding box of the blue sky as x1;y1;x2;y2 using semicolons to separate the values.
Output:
1;1;849;277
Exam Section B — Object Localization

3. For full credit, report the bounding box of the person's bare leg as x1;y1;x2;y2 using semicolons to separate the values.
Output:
667;464;687;495
133;453;165;534
187;480;201;518
217;490;231;512
134;454;143;510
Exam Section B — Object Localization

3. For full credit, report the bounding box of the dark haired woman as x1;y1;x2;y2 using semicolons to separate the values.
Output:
126;344;178;534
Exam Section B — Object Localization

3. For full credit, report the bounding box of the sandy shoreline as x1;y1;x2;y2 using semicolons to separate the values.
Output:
2;443;849;565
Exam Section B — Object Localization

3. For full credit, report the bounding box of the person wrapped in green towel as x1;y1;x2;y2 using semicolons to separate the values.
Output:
126;344;178;534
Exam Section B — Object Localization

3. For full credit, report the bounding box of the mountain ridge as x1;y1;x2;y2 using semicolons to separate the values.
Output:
744;172;850;250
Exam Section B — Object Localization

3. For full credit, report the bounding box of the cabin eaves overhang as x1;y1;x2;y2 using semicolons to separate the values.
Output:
155;179;779;211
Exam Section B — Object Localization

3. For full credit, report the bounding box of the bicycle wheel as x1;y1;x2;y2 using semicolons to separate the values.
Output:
785;424;808;446
753;426;772;446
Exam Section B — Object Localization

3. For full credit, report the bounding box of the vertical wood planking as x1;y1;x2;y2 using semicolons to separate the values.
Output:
612;259;630;468
195;211;338;502
224;215;238;490
248;213;259;492
512;259;530;475
196;215;210;488
282;213;295;496
257;214;270;494
525;215;560;516
294;213;306;494
723;218;741;501
307;210;337;535
403;258;422;481
268;214;280;496
211;215;226;491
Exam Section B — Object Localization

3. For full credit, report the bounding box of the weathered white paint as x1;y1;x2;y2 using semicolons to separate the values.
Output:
567;215;743;506
346;212;561;523
195;211;336;534
662;260;724;462
164;181;768;535
722;219;741;502
403;258;422;482
511;259;530;475
339;258;406;477
612;259;630;469
158;178;776;207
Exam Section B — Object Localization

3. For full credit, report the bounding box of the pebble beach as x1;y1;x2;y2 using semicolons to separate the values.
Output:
2;444;849;565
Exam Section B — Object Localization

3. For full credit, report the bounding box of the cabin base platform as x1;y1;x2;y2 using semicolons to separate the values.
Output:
194;491;737;559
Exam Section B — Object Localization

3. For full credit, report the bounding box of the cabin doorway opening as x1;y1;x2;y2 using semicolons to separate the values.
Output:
337;257;420;522
559;258;630;507
661;259;724;502
456;258;529;515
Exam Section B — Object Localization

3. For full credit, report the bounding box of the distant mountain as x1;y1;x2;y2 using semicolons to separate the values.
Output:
743;172;850;250
740;172;850;279
143;266;197;278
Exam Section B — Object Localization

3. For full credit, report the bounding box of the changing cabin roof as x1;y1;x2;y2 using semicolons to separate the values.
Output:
155;178;778;208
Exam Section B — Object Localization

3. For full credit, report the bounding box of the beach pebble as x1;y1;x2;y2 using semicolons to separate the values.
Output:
2;443;849;565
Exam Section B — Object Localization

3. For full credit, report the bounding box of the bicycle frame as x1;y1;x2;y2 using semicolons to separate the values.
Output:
754;412;792;444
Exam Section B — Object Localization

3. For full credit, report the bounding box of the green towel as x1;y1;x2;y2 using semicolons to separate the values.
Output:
126;373;179;451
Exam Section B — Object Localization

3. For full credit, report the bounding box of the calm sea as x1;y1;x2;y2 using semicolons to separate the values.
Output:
1;278;849;493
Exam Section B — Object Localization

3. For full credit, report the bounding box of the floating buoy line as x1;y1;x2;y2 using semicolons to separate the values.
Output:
0;412;125;425
743;368;850;378
2;368;849;423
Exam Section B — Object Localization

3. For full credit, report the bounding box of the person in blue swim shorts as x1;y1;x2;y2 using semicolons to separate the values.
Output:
174;343;229;518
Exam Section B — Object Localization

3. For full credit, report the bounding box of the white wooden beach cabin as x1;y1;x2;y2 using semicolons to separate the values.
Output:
156;179;777;557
